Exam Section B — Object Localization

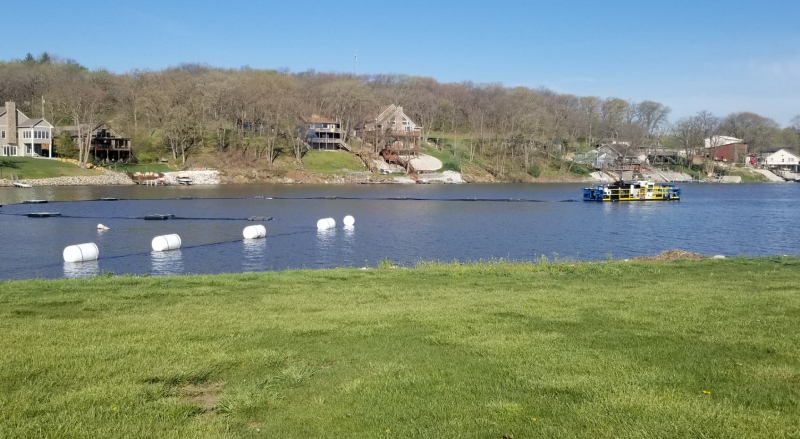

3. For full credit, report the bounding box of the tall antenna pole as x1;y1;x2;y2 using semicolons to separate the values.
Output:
354;48;358;75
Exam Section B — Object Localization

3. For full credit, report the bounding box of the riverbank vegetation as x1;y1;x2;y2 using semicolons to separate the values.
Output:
1;257;799;438
2;53;799;182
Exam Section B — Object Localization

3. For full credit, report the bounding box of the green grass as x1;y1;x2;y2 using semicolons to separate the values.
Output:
115;163;174;174
301;150;366;174
1;257;799;438
727;167;769;182
0;157;102;179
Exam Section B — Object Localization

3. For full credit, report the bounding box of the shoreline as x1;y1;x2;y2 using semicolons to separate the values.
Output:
1;169;784;188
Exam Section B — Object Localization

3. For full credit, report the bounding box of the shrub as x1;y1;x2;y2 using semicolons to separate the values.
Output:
441;159;461;173
527;163;542;177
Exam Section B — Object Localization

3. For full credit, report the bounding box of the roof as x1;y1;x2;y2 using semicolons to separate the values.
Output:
300;115;337;124
761;147;799;158
18;118;48;128
56;123;128;138
705;135;744;148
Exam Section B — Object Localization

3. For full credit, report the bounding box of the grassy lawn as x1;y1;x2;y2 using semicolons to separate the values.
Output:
115;163;174;174
301;150;366;174
0;157;102;179
727;167;769;182
1;258;799;438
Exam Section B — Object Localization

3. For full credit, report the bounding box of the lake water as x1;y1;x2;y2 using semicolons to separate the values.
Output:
0;183;798;280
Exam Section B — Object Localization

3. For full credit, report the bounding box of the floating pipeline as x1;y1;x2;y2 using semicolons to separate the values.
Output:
143;214;175;221
4;196;561;207
1;212;273;222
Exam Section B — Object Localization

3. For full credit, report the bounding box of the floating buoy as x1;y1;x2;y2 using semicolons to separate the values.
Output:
97;224;110;230
316;218;336;230
343;215;355;226
152;234;182;252
63;243;99;263
243;225;267;239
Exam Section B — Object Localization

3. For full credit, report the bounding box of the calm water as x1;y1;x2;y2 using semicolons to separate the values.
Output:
0;183;798;280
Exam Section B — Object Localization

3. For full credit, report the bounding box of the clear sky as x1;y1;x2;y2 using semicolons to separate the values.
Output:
4;0;799;125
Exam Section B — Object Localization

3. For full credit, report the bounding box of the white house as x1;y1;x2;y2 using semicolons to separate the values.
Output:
0;101;54;157
759;148;799;172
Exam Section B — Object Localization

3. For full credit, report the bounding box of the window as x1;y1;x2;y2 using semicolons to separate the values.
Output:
1;130;4;138
3;145;18;156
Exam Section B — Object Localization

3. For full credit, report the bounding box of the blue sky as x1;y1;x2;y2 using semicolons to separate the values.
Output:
5;0;800;125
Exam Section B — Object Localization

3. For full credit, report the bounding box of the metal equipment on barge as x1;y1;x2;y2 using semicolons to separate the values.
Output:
583;180;681;202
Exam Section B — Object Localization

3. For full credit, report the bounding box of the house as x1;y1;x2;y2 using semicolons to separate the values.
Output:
56;123;132;161
0;101;54;157
357;104;422;154
359;104;421;135
711;143;748;163
356;105;423;173
299;115;346;151
759;148;800;172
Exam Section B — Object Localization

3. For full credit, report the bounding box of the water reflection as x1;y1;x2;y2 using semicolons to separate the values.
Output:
316;228;335;247
63;261;100;278
151;250;184;276
243;238;267;271
342;225;355;255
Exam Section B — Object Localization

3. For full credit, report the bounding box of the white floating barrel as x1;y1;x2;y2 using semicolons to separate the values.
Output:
343;215;355;226
317;218;336;230
63;243;99;263
152;234;182;252
243;224;267;239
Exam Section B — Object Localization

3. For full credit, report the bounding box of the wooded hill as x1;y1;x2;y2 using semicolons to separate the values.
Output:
2;53;799;180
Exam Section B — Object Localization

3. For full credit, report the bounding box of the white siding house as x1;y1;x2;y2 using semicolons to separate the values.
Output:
760;148;800;171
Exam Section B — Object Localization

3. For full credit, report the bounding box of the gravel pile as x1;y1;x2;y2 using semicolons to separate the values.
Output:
0;171;134;187
163;170;220;185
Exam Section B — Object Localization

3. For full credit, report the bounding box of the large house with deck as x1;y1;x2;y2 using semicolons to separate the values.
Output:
356;104;421;155
299;115;347;151
55;123;132;161
0;102;54;157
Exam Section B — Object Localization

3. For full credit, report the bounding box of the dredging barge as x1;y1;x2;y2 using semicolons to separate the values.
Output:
583;180;681;202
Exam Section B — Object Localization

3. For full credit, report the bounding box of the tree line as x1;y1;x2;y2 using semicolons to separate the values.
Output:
1;53;798;172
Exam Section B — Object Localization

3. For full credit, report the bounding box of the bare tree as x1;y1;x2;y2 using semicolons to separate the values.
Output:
51;69;112;168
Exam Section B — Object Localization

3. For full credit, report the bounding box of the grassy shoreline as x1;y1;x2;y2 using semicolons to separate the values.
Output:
1;257;799;438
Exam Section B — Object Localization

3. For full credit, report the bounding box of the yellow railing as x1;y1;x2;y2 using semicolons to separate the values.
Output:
603;187;675;199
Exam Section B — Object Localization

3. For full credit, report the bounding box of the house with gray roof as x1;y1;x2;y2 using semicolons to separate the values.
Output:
0;102;54;158
55;122;132;161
